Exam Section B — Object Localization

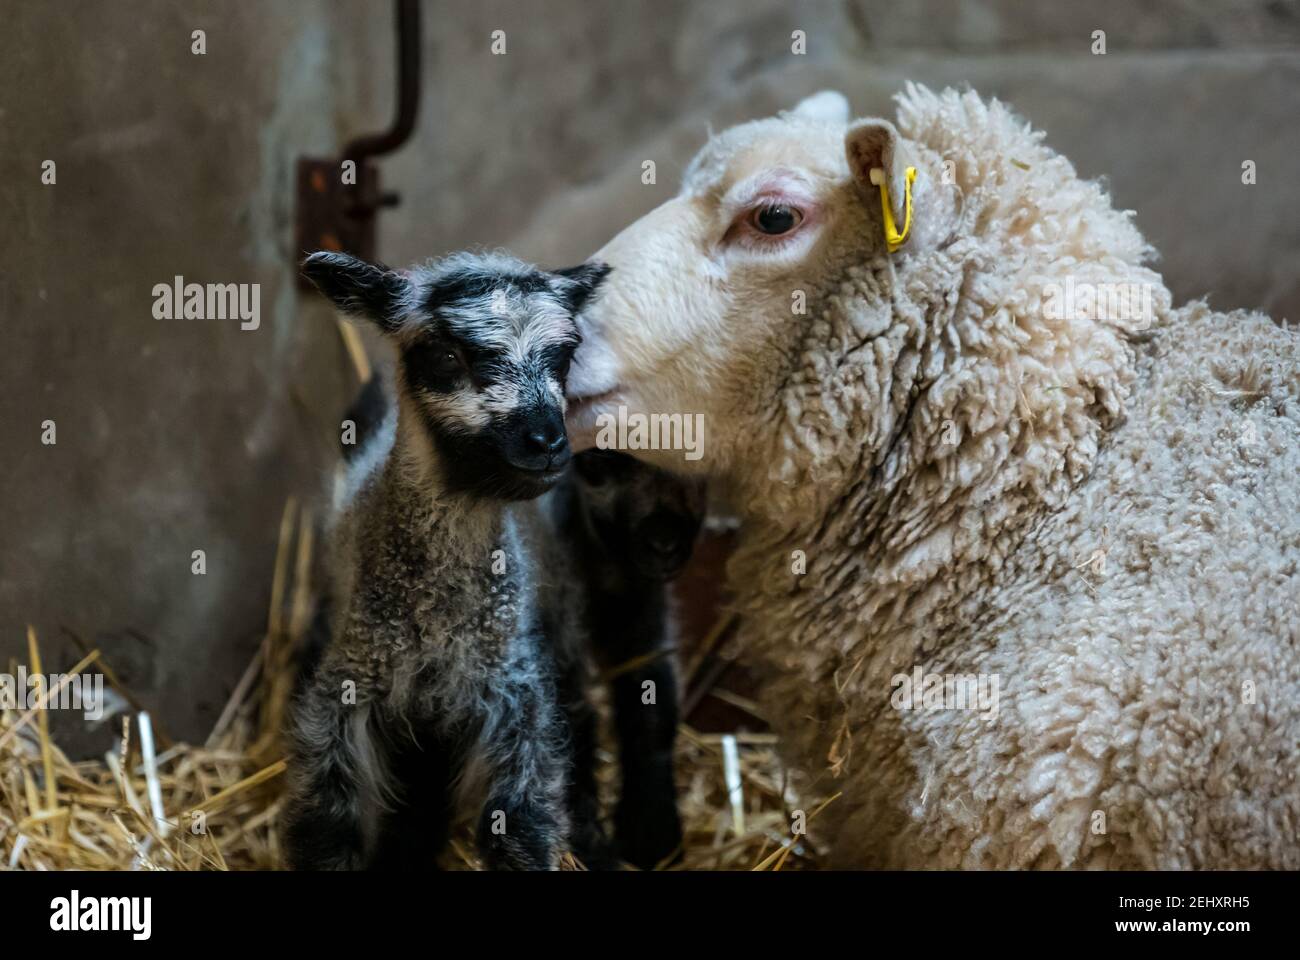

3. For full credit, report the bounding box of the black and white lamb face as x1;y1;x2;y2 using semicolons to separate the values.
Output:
303;250;609;501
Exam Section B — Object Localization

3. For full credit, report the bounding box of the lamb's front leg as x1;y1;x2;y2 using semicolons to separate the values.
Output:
589;591;683;869
610;652;682;869
555;654;614;869
284;681;378;871
473;652;570;871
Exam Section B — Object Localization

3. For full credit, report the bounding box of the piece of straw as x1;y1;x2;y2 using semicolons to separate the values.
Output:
180;760;287;818
0;649;100;753
721;733;744;837
137;712;168;839
336;317;372;383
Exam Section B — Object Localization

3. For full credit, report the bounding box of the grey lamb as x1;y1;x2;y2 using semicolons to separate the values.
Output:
285;249;607;871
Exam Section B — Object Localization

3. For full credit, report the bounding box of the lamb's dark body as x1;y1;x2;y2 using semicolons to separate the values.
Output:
547;450;705;869
285;251;605;871
288;444;569;869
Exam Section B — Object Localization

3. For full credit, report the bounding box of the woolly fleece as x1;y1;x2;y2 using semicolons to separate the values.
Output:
726;86;1300;868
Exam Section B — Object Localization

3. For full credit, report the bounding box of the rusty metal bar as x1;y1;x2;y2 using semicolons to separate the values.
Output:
296;0;422;281
343;0;421;171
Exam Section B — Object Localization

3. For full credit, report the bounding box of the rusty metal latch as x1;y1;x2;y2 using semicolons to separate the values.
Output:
295;0;421;286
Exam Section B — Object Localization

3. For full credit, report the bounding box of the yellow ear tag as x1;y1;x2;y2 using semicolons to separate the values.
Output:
869;166;917;252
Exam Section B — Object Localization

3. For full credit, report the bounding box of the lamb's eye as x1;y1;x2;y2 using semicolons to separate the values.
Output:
409;342;465;378
751;203;803;235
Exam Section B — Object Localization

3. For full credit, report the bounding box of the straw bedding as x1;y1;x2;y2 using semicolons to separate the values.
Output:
1;500;834;872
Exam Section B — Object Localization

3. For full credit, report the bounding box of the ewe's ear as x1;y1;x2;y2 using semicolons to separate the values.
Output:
301;251;411;333
845;119;915;245
789;90;850;124
552;261;612;314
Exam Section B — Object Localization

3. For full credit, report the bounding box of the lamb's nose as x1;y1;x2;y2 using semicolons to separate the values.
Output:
645;527;680;555
527;430;568;456
516;423;570;471
644;517;694;559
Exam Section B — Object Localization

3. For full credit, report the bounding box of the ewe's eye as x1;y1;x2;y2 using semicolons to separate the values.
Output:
750;203;803;235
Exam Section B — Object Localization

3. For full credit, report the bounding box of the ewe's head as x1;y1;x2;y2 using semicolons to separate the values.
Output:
566;90;958;478
304;251;608;501
571;86;1168;538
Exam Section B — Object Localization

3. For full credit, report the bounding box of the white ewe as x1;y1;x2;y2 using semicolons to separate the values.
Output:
567;85;1300;868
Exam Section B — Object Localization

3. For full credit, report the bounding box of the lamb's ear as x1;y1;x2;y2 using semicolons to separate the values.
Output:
845;119;914;245
790;90;850;124
551;261;612;314
301;251;411;332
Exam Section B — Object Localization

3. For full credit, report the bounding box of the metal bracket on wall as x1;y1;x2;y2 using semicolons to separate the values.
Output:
295;0;420;286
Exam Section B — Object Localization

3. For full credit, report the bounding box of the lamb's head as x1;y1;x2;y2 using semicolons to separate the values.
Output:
566;89;959;479
572;450;706;580
304;250;608;501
